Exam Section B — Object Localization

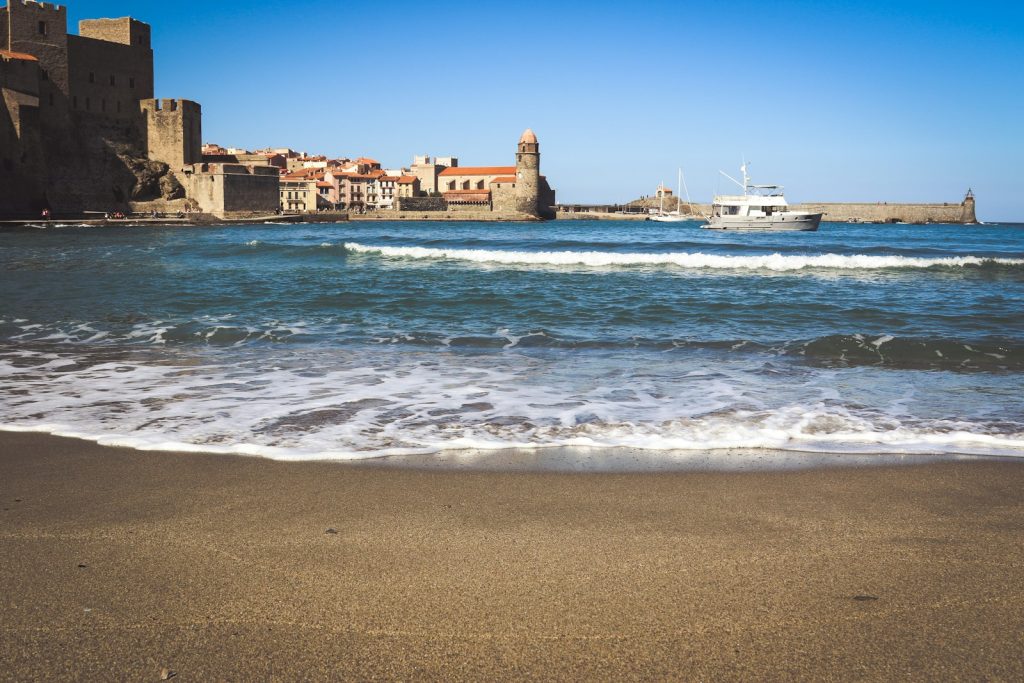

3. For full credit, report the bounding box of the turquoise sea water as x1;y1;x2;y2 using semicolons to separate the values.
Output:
1;220;1023;461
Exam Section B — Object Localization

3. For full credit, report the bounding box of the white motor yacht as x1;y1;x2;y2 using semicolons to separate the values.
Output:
703;164;822;231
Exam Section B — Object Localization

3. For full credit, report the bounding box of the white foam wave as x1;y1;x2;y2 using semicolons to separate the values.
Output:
344;243;1024;272
1;347;1022;462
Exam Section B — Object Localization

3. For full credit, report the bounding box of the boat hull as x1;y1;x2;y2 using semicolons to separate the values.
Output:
702;213;822;231
648;215;692;223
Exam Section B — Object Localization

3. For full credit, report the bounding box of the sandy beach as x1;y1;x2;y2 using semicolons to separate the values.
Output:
0;432;1021;680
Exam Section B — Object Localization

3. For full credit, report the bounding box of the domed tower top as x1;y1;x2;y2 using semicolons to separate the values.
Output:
518;128;539;155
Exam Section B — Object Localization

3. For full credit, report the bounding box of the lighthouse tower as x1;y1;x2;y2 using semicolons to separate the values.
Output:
515;128;540;217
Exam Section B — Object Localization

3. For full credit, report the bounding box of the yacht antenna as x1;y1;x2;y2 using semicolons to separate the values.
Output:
719;169;744;190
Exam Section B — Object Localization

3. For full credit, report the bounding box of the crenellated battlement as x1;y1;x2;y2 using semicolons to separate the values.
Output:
140;98;201;115
14;1;65;13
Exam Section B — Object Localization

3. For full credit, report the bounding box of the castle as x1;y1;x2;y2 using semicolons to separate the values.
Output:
0;1;277;217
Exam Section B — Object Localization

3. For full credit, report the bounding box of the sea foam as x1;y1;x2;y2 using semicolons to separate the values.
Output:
344;243;1024;272
1;345;1022;461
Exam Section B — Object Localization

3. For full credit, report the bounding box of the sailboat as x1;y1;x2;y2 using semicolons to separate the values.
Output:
649;168;692;223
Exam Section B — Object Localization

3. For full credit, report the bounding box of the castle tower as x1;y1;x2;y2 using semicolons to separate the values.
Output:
2;1;70;128
515;128;540;217
139;98;202;170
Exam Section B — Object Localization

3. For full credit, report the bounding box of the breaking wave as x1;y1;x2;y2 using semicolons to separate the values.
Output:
1;346;1022;461
343;242;1024;272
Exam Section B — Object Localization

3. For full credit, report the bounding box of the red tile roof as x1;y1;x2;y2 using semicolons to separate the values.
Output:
439;166;515;177
316;181;332;188
355;157;380;165
490;176;516;183
284;168;326;180
397;175;418;184
0;49;39;62
444;189;492;195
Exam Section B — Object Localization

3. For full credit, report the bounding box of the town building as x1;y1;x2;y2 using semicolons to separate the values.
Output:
410;155;452;196
279;177;329;213
374;176;394;209
397;175;420;198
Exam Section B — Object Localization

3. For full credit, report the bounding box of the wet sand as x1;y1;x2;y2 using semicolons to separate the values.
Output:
1;431;1022;680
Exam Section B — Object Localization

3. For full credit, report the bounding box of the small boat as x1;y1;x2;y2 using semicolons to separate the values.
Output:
703;163;821;231
649;169;694;223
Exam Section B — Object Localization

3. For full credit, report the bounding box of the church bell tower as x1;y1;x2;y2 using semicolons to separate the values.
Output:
515;129;540;217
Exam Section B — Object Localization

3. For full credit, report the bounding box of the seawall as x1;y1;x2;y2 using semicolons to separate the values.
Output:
351;210;542;222
585;194;979;224
792;201;977;224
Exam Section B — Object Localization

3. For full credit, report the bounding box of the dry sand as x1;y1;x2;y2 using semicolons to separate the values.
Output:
1;431;1022;680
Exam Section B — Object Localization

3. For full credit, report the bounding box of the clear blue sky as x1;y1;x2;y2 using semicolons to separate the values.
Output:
64;0;1024;220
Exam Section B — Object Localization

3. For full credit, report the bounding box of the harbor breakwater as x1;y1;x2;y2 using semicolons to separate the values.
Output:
607;192;979;224
792;200;976;224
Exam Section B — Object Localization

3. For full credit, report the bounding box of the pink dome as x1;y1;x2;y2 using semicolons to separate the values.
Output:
519;129;538;144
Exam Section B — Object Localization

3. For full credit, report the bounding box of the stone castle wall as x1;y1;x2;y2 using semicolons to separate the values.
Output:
67;25;153;120
0;52;45;215
492;182;517;214
1;5;277;218
220;167;279;214
78;17;151;47
184;164;279;217
3;1;70;131
140;98;201;170
395;196;448;212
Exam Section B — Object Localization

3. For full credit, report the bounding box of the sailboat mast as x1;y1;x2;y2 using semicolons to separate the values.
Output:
676;168;682;214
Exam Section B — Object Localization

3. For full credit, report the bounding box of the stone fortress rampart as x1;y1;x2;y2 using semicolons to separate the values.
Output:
182;163;280;216
791;198;976;224
1;1;276;218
